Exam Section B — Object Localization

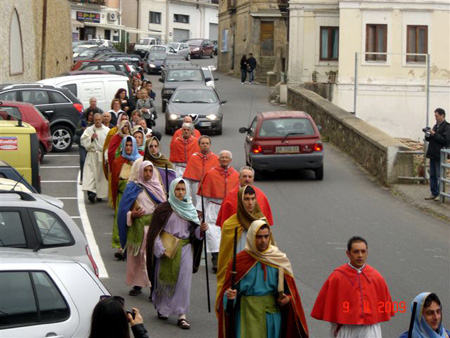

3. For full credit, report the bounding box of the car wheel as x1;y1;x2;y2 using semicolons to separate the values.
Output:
314;165;324;180
254;169;264;181
162;101;167;113
215;124;222;135
200;51;204;59
186;54;191;61
210;51;214;58
51;125;73;152
165;123;172;135
39;144;45;162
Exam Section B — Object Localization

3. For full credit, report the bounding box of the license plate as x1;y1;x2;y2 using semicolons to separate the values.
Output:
199;122;211;127
275;146;299;154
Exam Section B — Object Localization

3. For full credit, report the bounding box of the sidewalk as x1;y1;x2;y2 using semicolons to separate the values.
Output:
392;184;450;222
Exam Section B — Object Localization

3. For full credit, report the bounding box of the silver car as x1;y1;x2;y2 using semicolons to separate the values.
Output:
168;42;191;60
0;248;110;337
0;191;99;276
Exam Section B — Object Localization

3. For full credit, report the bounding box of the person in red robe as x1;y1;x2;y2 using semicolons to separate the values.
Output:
216;166;273;227
107;119;131;172
169;123;200;177
218;220;309;338
183;135;219;206
196;150;239;272
311;236;395;338
170;115;201;146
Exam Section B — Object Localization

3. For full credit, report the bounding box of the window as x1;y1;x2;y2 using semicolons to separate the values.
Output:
149;11;161;24
174;14;189;24
0;211;26;247
260;22;274;56
21;90;50;105
0;91;17;101
320;27;339;61
249;117;258;137
62;84;77;97
259;118;315;137
49;91;69;104
33;210;73;247
0;271;70;329
366;24;387;61
407;25;427;63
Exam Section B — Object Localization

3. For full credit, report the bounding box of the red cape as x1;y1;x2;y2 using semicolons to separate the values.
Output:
216;186;274;226
171;128;201;146
107;134;123;171
197;166;239;199
169;136;200;164
311;263;395;325
110;155;130;208
217;251;309;338
183;152;219;181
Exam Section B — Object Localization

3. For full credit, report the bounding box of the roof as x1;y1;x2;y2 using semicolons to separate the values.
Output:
0;248;78;265
259;111;309;119
0;83;59;90
174;85;215;91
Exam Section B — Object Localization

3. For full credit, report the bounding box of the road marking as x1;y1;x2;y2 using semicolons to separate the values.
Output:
42;180;78;183
45;154;79;157
41;166;80;169
76;172;109;279
70;216;81;219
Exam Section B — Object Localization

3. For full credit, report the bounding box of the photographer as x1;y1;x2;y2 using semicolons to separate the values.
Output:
424;108;450;201
89;296;149;338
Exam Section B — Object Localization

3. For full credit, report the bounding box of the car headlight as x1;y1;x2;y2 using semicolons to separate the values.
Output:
169;114;180;120
150;64;156;67
206;114;218;121
163;89;174;95
194;48;200;51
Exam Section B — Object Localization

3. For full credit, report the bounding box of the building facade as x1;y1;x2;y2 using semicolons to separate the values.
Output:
288;0;450;140
122;0;219;44
0;0;73;83
217;0;288;82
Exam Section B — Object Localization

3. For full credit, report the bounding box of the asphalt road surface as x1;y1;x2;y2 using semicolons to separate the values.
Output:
40;56;449;338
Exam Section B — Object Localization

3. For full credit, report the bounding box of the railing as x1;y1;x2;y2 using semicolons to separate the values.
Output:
439;149;450;202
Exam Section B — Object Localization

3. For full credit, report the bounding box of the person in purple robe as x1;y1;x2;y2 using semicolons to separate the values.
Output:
144;136;176;194
146;177;208;330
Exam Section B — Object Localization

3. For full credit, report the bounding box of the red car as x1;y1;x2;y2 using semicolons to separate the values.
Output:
239;111;324;180
0;100;52;161
186;39;215;59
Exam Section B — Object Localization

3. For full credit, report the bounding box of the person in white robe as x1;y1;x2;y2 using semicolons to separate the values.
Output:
82;113;110;203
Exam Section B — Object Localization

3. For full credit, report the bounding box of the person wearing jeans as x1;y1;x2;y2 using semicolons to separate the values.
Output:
424;108;450;201
247;53;257;84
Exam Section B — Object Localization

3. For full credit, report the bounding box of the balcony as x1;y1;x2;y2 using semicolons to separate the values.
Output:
70;0;105;5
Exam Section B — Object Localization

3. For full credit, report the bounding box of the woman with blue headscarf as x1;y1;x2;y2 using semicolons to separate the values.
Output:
399;292;450;338
146;178;208;330
111;135;142;256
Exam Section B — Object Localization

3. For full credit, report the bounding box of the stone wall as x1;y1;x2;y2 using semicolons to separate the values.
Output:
0;0;72;83
288;86;414;185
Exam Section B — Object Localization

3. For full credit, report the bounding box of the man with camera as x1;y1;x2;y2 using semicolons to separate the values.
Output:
424;108;450;201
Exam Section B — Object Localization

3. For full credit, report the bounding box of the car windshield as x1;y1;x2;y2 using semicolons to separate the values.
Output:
139;38;153;45
187;40;202;46
73;46;88;53
150;46;166;52
169;43;180;49
79;49;97;57
258;118;315;137
0;107;22;121
167;69;203;82
172;89;218;103
149;52;166;60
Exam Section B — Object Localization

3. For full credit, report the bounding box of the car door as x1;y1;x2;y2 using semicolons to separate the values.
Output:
0;209;37;249
19;90;55;122
47;90;79;127
0;269;79;338
244;117;258;161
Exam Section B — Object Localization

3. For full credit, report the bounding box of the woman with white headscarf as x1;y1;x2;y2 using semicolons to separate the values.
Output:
118;161;166;296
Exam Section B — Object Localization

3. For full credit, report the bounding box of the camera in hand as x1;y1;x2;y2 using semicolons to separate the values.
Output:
422;126;431;137
126;310;136;319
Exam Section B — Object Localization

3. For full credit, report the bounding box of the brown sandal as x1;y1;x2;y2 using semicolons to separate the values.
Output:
177;318;190;329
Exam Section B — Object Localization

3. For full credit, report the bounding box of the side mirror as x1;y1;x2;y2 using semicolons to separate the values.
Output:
239;127;248;134
159;78;164;83
220;100;227;104
205;77;212;82
214;78;219;81
163;99;169;103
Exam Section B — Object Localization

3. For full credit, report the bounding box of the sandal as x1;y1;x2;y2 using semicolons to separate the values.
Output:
114;250;124;261
177;318;190;330
129;288;142;296
157;312;168;320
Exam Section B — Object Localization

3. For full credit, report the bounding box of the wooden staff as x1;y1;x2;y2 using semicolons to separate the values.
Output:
201;191;211;313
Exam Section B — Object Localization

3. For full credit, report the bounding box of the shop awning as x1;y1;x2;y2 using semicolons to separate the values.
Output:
83;22;125;30
71;19;84;28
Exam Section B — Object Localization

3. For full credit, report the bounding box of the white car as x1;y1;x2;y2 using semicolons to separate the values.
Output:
88;38;114;47
72;44;97;58
202;66;218;88
0;248;110;338
168;42;191;60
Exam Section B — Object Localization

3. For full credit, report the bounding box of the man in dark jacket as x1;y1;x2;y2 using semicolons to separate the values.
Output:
247;53;257;84
425;108;450;201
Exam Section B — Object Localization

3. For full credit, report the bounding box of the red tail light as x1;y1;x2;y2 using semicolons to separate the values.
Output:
73;103;83;113
314;142;323;152
251;144;263;154
86;245;99;277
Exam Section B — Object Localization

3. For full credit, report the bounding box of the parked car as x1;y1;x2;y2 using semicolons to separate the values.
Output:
202;66;219;88
144;51;167;74
101;54;145;78
87;38;114;47
133;37;158;56
160;56;190;81
0;159;39;193
239;111;324;180
159;64;210;112
37;74;130;115
186;38;214;58
0;84;83;152
72;44;97;58
0;190;99;275
0;100;52;161
73;47;117;63
165;85;226;135
0;248;109;337
168;42;191;60
78;61;134;79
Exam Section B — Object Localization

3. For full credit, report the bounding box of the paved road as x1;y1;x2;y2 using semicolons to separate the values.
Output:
40;56;449;337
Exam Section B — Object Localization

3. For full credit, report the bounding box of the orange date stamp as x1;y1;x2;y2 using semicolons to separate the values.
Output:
342;301;406;313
